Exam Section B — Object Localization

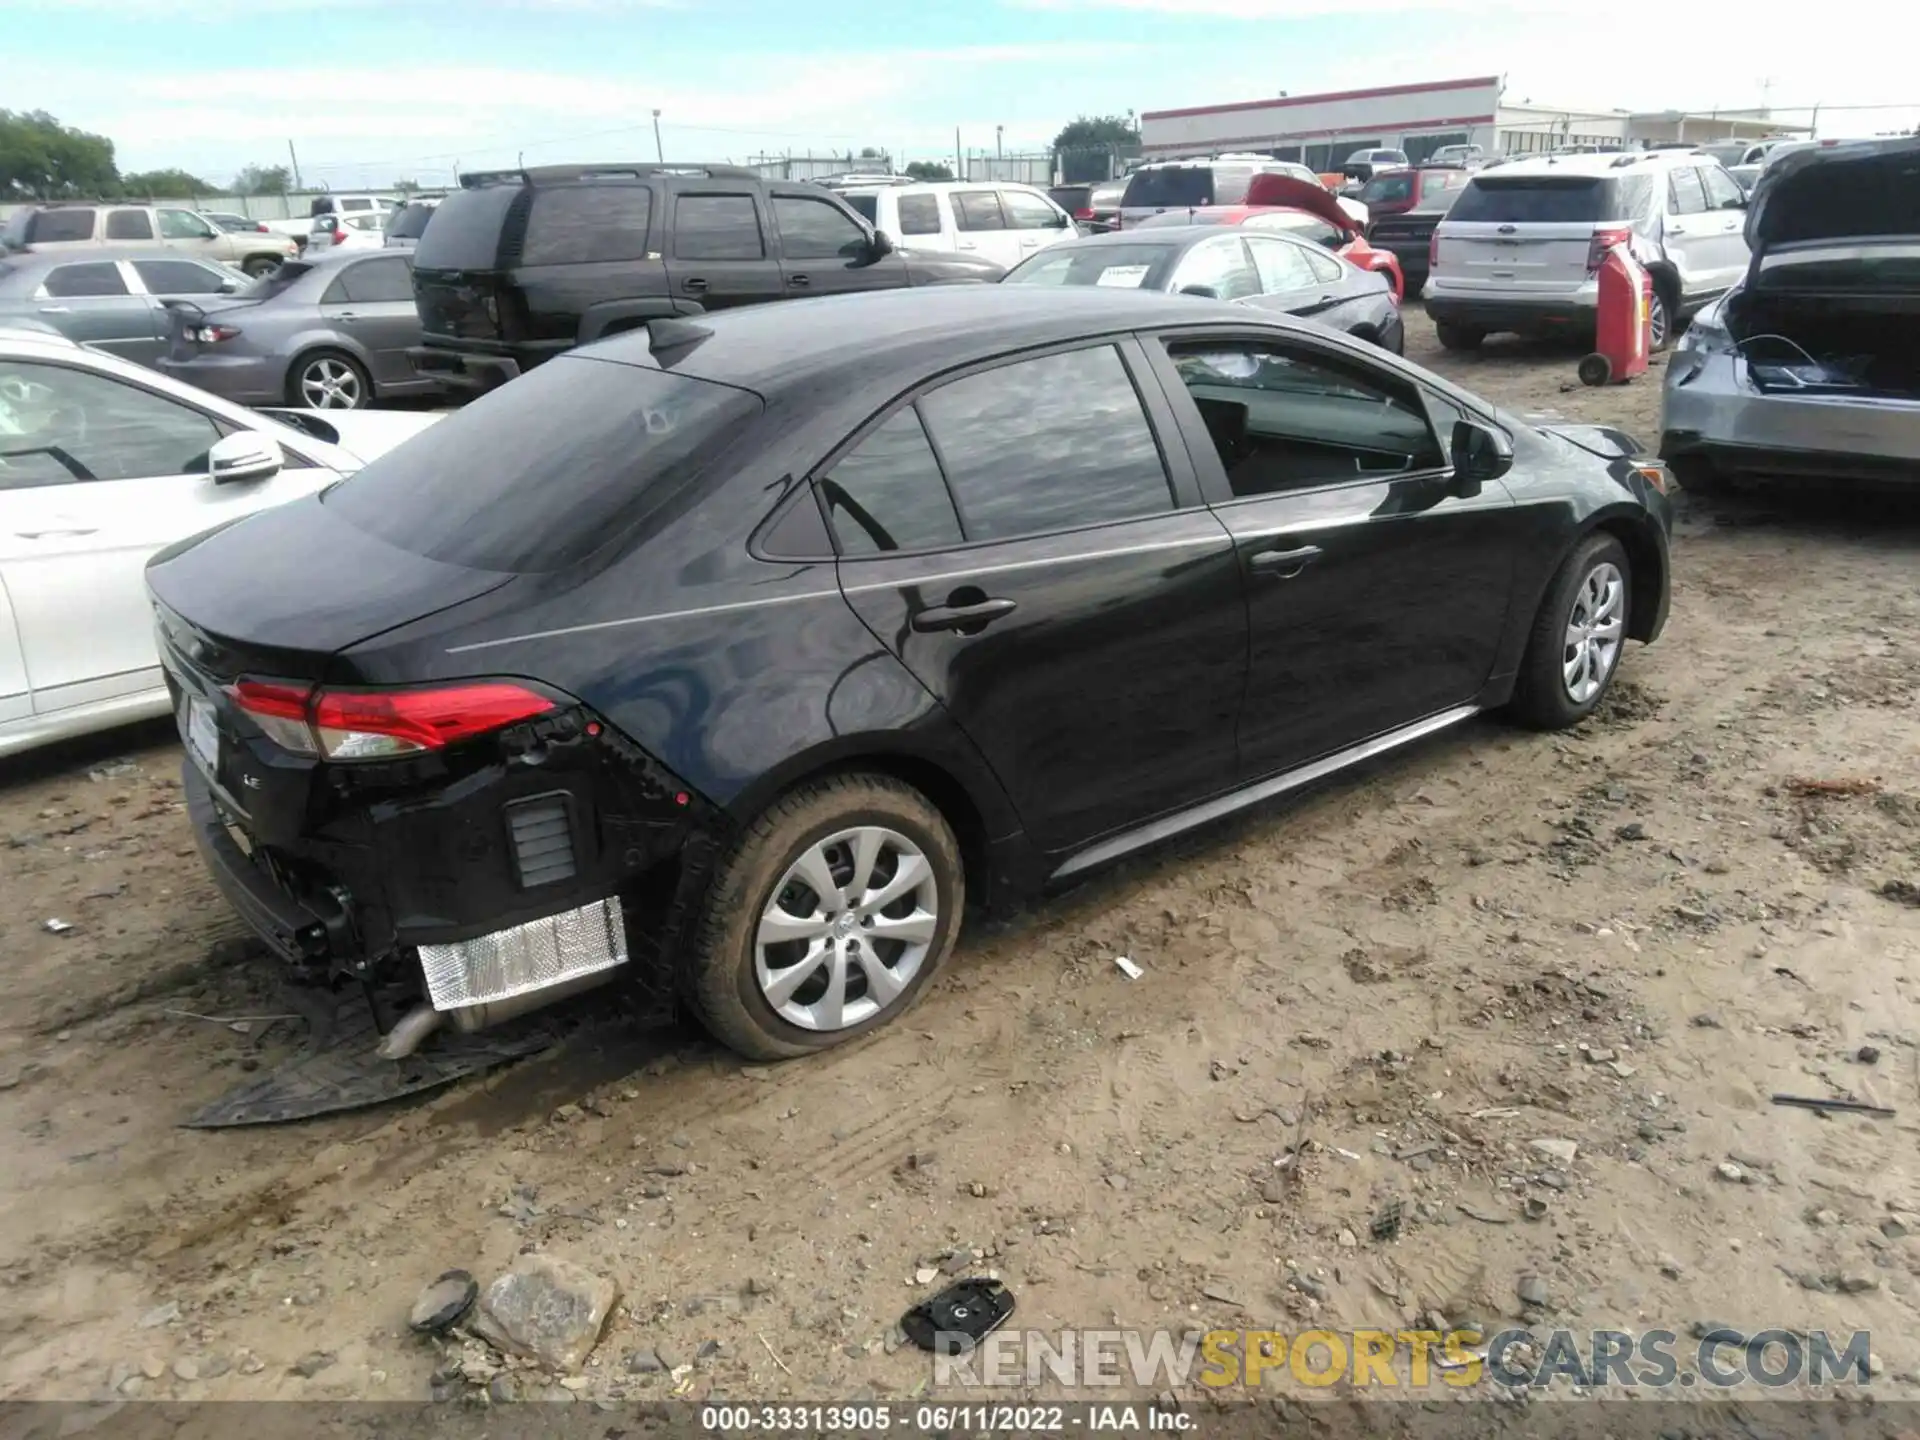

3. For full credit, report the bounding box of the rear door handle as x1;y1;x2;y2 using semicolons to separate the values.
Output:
37;306;71;314
16;528;99;540
681;278;709;294
1249;544;1322;577
787;274;810;287
910;598;1017;633
1666;226;1687;236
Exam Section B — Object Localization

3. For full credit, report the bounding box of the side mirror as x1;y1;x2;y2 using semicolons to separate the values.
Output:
208;431;284;484
1450;419;1512;494
866;229;896;260
217;279;239;293
1178;283;1219;299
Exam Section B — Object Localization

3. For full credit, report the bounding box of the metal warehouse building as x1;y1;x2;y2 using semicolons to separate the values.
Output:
1138;76;1796;170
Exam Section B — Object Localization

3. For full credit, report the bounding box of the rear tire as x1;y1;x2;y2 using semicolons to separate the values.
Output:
1435;321;1485;352
1647;277;1677;353
1508;533;1632;731
241;256;280;278
686;773;964;1061
289;350;371;410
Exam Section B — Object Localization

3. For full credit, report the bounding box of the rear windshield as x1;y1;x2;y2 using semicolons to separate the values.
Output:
1122;168;1213;209
322;356;765;573
239;259;316;300
413;184;522;271
23;208;96;243
387;203;436;241
1003;243;1172;288
1448;175;1649;224
1359;173;1414;204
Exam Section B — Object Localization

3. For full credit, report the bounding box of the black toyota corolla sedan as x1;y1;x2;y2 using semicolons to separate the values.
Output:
146;286;1671;1063
1002;225;1405;352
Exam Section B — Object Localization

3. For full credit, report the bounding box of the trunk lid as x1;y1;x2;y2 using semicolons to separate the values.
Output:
147;495;512;680
1436;172;1652;296
414;268;518;342
1745;137;1920;282
1243;174;1361;236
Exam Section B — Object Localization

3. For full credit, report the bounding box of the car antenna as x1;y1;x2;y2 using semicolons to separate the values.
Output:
644;317;713;362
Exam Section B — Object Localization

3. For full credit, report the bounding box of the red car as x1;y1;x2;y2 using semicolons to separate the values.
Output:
1130;173;1406;302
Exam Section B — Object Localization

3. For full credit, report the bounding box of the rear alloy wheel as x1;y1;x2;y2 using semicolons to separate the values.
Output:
1508;533;1632;730
687;773;963;1060
292;351;370;410
1435;321;1484;352
1647;284;1673;352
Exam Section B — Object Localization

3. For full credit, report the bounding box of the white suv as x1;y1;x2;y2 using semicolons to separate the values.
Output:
1426;150;1750;351
840;182;1076;270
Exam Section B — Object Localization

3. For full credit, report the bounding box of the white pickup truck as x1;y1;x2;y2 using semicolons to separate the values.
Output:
261;194;403;243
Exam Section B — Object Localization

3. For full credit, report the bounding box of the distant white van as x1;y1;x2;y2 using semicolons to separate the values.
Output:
839;182;1077;269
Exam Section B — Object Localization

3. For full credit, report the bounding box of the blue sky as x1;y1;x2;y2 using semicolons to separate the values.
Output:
1;0;1910;189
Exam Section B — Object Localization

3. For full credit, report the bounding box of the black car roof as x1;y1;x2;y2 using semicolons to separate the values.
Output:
579;283;1255;396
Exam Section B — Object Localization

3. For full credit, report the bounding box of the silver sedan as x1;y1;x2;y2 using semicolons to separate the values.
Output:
155;249;437;410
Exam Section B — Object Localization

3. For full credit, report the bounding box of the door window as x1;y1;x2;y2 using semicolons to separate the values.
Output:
1163;340;1443;498
339;256;414;303
157;208;216;240
820;409;963;555
1303;247;1344;284
131;259;228;295
0;360;221;489
917;345;1172;542
1700;165;1746;210
952;191;1009;232
672;194;765;259
1170;236;1261;300
1667;168;1709;216
1000;189;1066;230
1244;234;1318;293
27;209;95;243
772;195;868;259
522;185;653;264
42;262;130;298
895;194;942;236
105;209;155;241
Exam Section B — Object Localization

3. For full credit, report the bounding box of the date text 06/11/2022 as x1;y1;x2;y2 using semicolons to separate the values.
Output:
699;1403;1192;1432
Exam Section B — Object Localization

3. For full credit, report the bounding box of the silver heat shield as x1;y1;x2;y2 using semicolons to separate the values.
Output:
418;896;628;1011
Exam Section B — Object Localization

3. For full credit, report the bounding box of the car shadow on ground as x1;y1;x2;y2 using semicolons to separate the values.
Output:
1679;484;1920;536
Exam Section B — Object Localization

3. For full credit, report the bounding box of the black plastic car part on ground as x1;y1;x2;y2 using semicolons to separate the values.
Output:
146;286;1673;1064
405;162;1003;394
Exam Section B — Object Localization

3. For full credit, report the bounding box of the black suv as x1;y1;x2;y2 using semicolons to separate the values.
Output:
149;286;1671;1065
407;162;1003;393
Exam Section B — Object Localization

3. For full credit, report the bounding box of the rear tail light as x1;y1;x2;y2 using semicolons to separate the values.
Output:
226;679;557;761
188;323;242;344
253;223;268;233
1074;207;1094;220
1586;225;1632;273
329;226;347;245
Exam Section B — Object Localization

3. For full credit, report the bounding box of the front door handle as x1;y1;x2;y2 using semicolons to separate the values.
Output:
910;597;1017;633
1667;226;1687;236
1248;544;1322;577
37;306;71;314
681;278;709;295
16;528;99;540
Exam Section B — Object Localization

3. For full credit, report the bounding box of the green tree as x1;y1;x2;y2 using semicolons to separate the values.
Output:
858;146;884;160
121;167;215;198
0;109;118;197
391;177;420;194
232;163;292;196
1051;113;1140;183
904;160;954;182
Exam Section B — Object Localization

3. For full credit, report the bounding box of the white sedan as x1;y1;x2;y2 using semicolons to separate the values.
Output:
0;326;443;758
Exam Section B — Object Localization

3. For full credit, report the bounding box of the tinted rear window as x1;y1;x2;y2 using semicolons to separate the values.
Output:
322;356;764;573
1359;173;1414;204
844;194;878;223
523;185;653;264
1122;168;1213;208
28;208;96;243
414;185;523;271
387;203;436;240
1448;176;1647;223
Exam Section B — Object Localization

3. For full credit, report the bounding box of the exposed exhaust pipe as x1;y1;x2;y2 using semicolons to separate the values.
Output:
375;968;622;1060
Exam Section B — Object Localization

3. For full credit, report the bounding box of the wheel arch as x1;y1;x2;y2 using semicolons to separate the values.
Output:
285;338;375;402
1587;511;1666;642
724;737;1021;914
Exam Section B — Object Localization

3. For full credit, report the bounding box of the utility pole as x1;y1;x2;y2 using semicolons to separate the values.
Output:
955;127;962;182
1759;76;1776;119
652;109;664;163
287;139;303;191
996;124;1004;159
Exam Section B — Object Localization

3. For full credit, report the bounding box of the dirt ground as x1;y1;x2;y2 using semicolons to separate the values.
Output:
4;310;1919;1410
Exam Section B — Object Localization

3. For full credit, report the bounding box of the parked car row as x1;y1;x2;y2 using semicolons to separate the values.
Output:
2;203;297;276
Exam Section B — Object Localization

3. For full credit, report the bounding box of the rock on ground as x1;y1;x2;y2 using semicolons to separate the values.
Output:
471;1255;620;1372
